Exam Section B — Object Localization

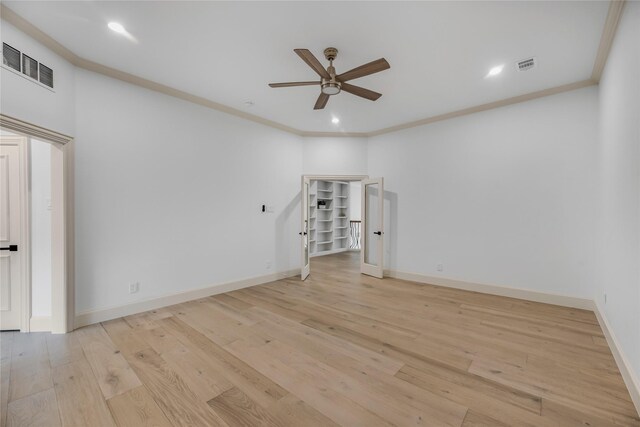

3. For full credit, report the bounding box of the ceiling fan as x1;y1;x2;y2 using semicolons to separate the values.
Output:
269;47;390;110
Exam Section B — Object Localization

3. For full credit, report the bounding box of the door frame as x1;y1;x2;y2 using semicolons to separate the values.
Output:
1;114;74;333
301;175;368;278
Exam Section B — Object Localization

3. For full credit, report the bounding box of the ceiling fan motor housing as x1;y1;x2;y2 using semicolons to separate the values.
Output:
324;47;338;61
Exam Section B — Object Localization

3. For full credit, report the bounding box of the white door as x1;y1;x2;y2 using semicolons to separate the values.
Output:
0;136;26;330
300;177;310;280
361;177;384;278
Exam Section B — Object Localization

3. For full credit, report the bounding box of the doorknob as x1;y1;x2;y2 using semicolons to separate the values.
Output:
0;245;18;252
298;232;307;236
373;231;382;235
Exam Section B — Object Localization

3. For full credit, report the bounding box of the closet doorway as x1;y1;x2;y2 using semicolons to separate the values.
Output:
301;175;384;280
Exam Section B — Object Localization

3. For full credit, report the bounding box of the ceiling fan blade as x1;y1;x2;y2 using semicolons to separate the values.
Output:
337;58;390;82
269;81;320;88
294;49;331;79
341;83;382;101
314;93;330;110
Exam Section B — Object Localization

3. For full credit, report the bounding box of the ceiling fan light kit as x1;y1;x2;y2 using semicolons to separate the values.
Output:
269;47;390;110
321;81;341;95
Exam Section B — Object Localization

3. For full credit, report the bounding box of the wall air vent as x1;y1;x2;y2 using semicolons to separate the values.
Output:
2;43;21;72
39;63;53;88
1;42;54;89
516;57;536;71
22;54;38;79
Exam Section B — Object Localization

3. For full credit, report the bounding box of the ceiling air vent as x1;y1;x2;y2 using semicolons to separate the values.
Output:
2;43;21;72
516;57;536;71
39;63;53;88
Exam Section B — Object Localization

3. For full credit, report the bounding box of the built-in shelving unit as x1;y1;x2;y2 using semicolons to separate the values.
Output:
309;180;350;257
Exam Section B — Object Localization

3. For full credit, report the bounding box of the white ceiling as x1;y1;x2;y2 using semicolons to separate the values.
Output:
4;1;609;133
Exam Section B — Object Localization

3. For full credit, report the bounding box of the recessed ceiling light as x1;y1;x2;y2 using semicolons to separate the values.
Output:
108;22;126;34
486;64;504;78
331;117;340;124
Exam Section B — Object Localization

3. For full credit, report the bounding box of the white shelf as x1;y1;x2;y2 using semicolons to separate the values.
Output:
309;179;350;257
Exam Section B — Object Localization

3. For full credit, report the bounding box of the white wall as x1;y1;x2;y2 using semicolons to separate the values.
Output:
368;87;599;298
349;181;361;221
0;20;75;136
597;1;640;384
30;138;52;317
74;68;302;314
302;137;368;175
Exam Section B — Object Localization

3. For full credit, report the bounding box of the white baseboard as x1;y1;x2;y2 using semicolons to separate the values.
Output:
74;269;298;328
29;316;51;332
385;269;594;310
593;301;640;414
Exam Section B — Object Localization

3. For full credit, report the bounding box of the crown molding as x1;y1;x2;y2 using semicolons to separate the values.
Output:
591;0;626;82
368;79;597;137
0;1;624;138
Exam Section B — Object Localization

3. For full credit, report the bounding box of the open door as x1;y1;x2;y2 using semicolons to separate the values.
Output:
300;177;310;280
361;177;384;278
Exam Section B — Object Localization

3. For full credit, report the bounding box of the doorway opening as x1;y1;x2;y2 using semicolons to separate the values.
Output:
0;114;73;333
301;175;384;280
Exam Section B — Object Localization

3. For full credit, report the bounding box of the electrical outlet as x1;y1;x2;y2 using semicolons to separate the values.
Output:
266;261;272;270
129;282;139;294
437;263;443;272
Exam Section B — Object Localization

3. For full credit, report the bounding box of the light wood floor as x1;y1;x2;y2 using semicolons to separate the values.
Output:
1;251;639;426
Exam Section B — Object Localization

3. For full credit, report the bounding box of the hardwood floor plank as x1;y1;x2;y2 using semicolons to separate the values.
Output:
106;385;172;427
396;363;542;416
76;324;142;400
461;410;509;427
248;305;404;375
540;398;624;427
6;388;60;427
468;357;640;425
158;316;288;408
126;347;228;426
269;393;340;427
52;358;116;427
46;332;84;368
8;332;52;402
301;317;473;371
160;345;234;402
211;293;254;311
224;339;397;427
102;318;150;356
207;386;283;427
